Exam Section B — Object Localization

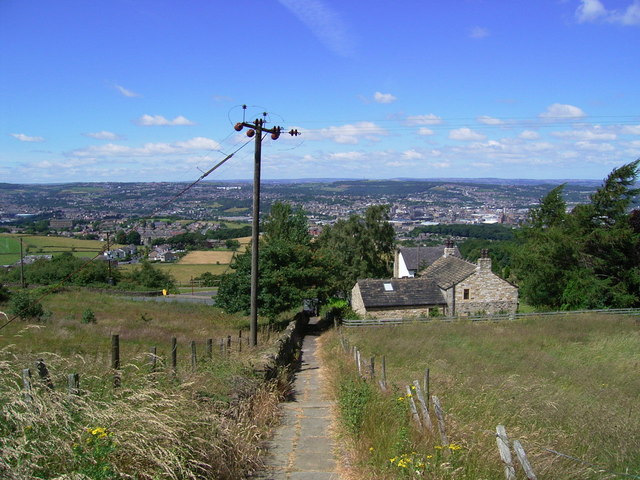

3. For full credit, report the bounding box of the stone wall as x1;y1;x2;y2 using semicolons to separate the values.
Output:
453;267;518;315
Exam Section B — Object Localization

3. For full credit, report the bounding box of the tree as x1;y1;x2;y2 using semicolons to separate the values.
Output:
316;204;395;293
122;261;175;290
9;291;45;321
125;230;141;245
513;160;640;309
216;202;333;319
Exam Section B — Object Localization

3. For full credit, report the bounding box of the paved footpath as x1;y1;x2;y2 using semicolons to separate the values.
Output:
254;325;341;480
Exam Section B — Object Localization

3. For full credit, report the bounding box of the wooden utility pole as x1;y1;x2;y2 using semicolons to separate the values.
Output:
233;107;299;346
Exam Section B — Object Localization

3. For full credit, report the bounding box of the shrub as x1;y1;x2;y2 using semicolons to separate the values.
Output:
81;308;97;324
9;291;45;321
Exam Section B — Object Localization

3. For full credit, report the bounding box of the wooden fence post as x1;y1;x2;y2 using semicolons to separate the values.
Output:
412;380;433;431
22;368;33;403
171;337;177;375
67;373;80;396
513;439;537;480
379;355;387;391
35;358;54;390
227;335;231;354
369;356;375;381
406;385;422;427
424;368;430;404
432;395;449;447
207;339;213;359
496;425;516;480
191;341;197;372
111;334;121;388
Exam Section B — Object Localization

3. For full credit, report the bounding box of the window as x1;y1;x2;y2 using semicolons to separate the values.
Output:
463;288;470;300
383;283;393;291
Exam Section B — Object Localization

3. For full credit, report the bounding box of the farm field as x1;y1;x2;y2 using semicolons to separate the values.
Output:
334;314;640;479
0;233;105;265
118;262;229;283
179;250;235;264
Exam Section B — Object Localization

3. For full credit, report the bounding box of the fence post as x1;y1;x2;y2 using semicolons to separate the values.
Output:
207;339;213;359
432;395;449;447
412;380;433;431
171;337;177;375
191;341;197;372
424;368;430;404
227;335;232;354
513;439;537;480
496;425;516;480
369;356;375;381
111;334;121;388
67;373;80;396
35;358;54;390
379;355;387;391
22;368;33;403
220;338;224;355
406;385;422;427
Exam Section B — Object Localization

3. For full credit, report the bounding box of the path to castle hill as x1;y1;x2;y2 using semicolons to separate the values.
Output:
254;319;341;480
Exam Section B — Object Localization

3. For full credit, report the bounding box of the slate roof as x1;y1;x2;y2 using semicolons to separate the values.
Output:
422;256;477;289
356;278;446;308
398;245;460;271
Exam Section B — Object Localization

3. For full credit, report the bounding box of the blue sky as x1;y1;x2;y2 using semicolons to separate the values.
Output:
1;0;639;183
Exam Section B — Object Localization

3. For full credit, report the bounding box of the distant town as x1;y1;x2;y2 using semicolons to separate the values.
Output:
0;178;600;245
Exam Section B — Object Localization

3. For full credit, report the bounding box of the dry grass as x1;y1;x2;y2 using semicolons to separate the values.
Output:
178;250;235;265
0;289;291;479
325;314;640;479
117;263;229;282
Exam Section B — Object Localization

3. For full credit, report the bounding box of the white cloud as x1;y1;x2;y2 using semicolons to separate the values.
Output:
84;131;120;140
115;84;140;97
477;115;503;125
539;103;586;119
405;114;443;126
519;130;540;140
70;137;221;158
552;127;616;140
402;149;424;160
621;125;640;134
469;26;490;39
429;162;451;169
417;127;435;136
310;122;388;144
277;0;356;57
373;91;397;104
576;0;608;22
449;128;486;141
328;151;364;160
575;141;615;152
11;133;44;142
137;114;196;126
576;0;640;25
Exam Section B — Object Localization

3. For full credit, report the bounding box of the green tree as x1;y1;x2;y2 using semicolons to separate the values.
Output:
216;202;332;319
9;291;45;321
114;230;127;245
316;205;395;293
122;261;175;290
125;230;141;245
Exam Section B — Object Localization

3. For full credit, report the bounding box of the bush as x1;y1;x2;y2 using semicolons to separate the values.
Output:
0;284;10;303
320;298;359;322
9;291;46;321
81;308;97;324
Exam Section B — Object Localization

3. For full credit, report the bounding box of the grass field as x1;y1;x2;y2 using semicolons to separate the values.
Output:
0;289;287;479
118;262;230;283
179;250;235;264
0;234;105;264
328;314;640;479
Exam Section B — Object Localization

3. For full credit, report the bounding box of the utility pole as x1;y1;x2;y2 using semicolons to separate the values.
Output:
234;108;299;347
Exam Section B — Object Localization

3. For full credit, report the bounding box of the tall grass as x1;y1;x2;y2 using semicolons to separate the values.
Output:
324;314;640;479
0;289;290;479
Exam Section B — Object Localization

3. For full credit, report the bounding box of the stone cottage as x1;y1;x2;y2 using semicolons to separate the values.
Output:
394;244;461;278
421;247;518;315
353;245;518;317
351;277;447;318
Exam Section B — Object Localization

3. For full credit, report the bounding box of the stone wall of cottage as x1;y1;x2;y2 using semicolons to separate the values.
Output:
351;285;367;316
454;263;518;315
360;306;444;319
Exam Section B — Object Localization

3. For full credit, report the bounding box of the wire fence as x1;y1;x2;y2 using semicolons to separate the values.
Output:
342;307;640;327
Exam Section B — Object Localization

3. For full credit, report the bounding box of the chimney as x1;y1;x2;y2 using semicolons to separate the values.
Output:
477;248;492;271
443;239;456;258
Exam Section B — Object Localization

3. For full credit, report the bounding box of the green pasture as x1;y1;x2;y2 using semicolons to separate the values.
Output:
0;234;105;263
333;313;640;479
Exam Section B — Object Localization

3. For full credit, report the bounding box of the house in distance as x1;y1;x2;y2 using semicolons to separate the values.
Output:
352;242;518;317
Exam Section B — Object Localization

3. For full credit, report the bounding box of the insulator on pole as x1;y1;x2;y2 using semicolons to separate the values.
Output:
271;127;280;140
234;123;243;132
247;129;255;137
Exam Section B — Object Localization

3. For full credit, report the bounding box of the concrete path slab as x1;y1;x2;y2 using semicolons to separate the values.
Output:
254;325;341;480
